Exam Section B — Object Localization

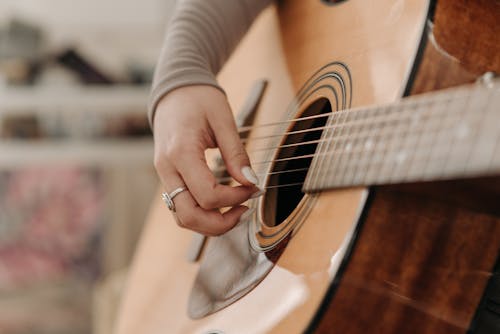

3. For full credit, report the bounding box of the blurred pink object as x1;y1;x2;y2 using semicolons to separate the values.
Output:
0;167;103;289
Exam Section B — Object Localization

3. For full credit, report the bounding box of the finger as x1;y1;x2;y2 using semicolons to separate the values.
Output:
159;167;247;235
178;204;250;236
174;145;257;210
207;101;259;187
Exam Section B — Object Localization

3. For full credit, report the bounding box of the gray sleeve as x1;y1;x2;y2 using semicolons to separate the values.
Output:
148;0;273;126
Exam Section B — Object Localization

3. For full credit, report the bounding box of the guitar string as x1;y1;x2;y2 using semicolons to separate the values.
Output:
212;87;491;190
234;89;478;139
209;108;468;173
212;110;486;190
218;87;484;170
238;95;466;145
234;88;472;135
293;104;495;190
231;132;490;192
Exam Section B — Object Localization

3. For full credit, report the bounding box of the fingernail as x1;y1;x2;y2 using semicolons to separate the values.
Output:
250;187;265;199
241;166;259;185
238;208;255;224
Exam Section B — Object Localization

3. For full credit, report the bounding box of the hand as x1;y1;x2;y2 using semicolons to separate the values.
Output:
153;85;260;236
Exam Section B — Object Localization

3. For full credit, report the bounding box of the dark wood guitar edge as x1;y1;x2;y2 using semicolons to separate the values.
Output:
402;0;437;98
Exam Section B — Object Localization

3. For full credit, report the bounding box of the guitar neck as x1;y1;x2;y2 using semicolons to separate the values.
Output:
304;81;500;192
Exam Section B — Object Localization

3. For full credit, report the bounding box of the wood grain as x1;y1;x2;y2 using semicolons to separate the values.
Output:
312;183;500;333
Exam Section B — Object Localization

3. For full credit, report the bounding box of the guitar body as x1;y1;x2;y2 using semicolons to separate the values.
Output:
116;1;500;333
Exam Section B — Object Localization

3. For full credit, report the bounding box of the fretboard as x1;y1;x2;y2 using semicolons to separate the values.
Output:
303;81;500;192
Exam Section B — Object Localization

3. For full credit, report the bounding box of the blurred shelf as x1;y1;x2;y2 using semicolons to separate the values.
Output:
0;138;153;168
0;85;150;114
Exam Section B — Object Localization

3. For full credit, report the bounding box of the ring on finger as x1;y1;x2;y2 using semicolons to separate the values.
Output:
161;186;187;212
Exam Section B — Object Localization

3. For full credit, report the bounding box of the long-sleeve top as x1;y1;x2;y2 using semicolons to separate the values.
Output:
148;0;273;126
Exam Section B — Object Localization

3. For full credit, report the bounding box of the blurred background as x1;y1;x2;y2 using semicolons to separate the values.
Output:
0;0;175;333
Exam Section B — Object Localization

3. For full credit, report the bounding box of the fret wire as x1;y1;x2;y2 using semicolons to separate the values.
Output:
392;101;458;182
461;87;493;175
490;134;500;170
398;103;426;184
344;107;363;185
322;107;351;187
371;104;399;184
310;108;341;189
321;109;346;187
423;92;457;178
393;102;421;182
407;89;466;179
380;102;412;183
439;89;474;179
308;107;344;189
361;106;384;185
368;106;394;184
399;102;428;182
364;106;386;184
313;108;348;184
350;107;373;185
378;103;411;183
482;90;500;170
400;102;427;180
332;108;359;186
416;98;449;179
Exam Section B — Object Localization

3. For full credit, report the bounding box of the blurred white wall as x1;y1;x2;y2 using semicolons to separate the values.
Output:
0;0;177;76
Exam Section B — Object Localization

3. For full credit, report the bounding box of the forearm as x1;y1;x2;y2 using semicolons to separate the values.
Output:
148;0;273;126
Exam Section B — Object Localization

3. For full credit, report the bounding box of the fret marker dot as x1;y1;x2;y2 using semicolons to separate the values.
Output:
364;140;373;150
345;143;352;152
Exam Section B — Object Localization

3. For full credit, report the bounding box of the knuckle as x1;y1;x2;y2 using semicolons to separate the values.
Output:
153;154;166;171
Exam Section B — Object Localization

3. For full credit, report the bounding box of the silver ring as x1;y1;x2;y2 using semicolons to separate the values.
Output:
161;187;187;212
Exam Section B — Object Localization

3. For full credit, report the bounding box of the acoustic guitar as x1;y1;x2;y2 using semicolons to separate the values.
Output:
115;0;500;333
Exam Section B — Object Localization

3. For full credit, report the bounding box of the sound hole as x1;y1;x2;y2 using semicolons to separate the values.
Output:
263;98;331;227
